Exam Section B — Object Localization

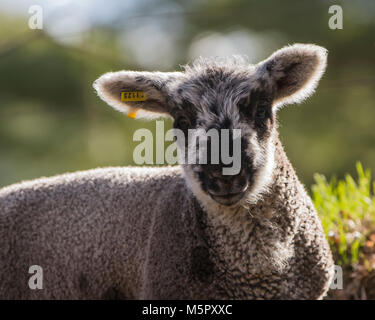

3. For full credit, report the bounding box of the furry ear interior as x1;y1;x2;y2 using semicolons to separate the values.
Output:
256;44;328;108
93;71;183;119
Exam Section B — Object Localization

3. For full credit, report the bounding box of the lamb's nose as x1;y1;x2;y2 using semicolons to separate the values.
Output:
206;168;248;197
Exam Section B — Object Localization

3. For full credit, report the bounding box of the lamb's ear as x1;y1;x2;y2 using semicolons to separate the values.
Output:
93;71;183;119
255;44;328;109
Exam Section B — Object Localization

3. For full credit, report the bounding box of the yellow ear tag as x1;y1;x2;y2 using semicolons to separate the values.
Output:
127;111;137;119
121;91;147;102
121;91;145;119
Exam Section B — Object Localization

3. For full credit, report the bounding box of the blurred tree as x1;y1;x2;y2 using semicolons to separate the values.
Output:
0;0;374;188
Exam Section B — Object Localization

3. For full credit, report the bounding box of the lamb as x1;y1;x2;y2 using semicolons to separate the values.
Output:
0;44;334;299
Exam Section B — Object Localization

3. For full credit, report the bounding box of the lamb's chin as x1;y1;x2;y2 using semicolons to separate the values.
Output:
209;191;246;206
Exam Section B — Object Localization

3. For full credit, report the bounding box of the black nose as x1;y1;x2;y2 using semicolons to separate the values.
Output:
203;166;248;205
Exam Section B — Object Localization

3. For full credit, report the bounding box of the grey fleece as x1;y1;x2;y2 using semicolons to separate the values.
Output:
0;141;333;299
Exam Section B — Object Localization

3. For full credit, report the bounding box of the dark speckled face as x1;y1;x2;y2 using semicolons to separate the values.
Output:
171;69;276;206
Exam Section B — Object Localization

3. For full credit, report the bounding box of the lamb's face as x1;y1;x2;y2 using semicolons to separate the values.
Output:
170;68;277;206
94;44;328;208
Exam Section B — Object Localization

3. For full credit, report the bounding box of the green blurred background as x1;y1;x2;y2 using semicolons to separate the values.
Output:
0;0;374;188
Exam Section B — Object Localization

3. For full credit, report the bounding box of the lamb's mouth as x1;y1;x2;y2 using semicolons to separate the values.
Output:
208;190;246;206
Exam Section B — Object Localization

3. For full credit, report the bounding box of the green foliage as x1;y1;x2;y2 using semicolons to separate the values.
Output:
312;162;375;268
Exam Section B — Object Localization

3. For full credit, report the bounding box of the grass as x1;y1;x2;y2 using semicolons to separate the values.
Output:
312;162;375;270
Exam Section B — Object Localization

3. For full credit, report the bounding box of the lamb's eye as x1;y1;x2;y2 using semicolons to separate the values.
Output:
237;98;248;109
255;108;267;119
175;116;190;131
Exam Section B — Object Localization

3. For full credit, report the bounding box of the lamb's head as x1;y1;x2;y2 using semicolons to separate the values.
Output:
94;44;327;207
